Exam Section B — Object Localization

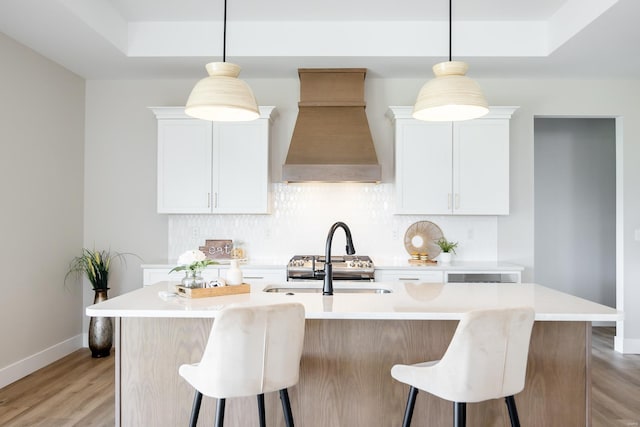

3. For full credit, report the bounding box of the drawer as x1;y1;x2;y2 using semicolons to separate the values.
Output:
374;270;444;283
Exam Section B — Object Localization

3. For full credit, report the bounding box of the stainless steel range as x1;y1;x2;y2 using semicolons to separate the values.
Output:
287;255;375;282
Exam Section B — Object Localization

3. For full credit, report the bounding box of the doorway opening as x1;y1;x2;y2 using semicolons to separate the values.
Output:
533;118;616;308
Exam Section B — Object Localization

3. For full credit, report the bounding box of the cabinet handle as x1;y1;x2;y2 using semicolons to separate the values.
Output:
447;193;452;210
455;194;460;210
207;193;211;208
399;277;419;281
244;276;264;280
214;192;218;208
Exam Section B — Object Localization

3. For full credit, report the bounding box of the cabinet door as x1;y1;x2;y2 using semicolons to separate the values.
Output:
212;121;270;214
157;120;213;213
454;119;509;215
396;121;452;214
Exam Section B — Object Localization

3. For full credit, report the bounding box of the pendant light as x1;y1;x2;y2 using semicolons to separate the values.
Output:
412;0;488;122
185;0;259;121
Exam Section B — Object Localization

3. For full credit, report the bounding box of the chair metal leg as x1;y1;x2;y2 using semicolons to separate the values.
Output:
189;391;203;427
215;398;226;427
402;386;419;427
453;402;466;427
505;395;521;427
257;393;266;427
280;388;295;427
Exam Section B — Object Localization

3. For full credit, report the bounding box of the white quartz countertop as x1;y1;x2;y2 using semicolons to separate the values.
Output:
373;261;524;271
87;281;621;322
141;263;286;269
141;261;524;271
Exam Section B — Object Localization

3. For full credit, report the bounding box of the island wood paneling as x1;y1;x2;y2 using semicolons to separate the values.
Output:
118;318;589;427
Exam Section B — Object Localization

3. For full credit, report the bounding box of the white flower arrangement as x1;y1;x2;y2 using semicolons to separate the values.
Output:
170;249;216;273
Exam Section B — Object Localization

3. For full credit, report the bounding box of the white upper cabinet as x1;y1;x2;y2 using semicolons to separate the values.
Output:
151;106;276;214
387;106;518;215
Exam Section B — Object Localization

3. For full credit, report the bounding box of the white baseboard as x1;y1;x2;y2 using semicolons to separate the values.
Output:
614;336;640;354
0;335;83;389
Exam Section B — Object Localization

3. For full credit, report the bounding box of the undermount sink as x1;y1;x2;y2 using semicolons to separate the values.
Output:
263;284;393;294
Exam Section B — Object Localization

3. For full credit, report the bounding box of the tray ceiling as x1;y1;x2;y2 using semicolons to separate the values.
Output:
0;0;637;79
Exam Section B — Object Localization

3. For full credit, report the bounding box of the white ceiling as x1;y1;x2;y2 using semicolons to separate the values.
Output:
0;0;638;80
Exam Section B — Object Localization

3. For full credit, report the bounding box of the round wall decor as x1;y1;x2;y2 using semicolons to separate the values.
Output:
403;221;444;260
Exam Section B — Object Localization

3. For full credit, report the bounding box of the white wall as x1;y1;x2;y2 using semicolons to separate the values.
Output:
0;32;85;386
83;81;178;309
534;118;616;306
84;76;640;352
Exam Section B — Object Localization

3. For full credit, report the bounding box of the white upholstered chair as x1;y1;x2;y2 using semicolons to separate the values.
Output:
179;302;306;427
391;307;535;427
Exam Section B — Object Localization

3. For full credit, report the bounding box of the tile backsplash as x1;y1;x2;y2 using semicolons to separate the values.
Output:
168;183;498;265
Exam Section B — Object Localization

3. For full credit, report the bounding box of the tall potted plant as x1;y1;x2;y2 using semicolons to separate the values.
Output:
66;249;131;358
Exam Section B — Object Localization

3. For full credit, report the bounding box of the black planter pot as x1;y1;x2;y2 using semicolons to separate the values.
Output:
89;288;113;358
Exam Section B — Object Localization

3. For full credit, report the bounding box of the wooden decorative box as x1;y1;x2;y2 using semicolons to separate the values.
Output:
408;259;438;266
176;284;251;298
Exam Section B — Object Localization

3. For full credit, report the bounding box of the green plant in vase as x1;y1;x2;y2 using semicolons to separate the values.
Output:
65;248;137;358
435;238;458;264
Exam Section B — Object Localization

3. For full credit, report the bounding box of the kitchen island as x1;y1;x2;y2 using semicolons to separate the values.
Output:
88;281;621;427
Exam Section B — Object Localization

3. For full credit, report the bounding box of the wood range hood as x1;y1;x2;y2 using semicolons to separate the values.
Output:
282;68;381;183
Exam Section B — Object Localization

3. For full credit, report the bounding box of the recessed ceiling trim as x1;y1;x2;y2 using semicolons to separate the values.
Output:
61;0;129;53
548;0;619;52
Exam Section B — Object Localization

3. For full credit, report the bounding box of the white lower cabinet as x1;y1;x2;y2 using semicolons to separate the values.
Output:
143;266;286;287
374;269;444;283
374;269;522;283
219;267;286;285
142;268;220;286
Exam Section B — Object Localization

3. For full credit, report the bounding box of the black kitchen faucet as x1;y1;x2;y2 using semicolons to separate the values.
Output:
323;222;356;295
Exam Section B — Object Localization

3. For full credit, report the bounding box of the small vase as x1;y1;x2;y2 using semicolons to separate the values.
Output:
89;288;113;358
182;269;205;288
226;260;243;285
438;252;453;264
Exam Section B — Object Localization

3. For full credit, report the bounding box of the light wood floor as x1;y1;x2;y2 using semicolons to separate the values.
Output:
592;327;640;427
0;327;638;427
0;348;114;427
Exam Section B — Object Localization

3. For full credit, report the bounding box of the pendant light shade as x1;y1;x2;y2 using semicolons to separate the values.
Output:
412;0;488;122
412;61;488;122
186;62;259;121
185;0;259;122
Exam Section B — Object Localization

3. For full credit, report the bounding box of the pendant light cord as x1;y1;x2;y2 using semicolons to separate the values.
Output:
222;0;227;62
448;0;452;62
